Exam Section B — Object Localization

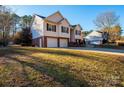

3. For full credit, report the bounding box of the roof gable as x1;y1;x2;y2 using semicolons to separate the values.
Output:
87;31;102;37
45;11;64;23
71;24;82;30
59;18;70;26
76;24;82;30
85;31;103;40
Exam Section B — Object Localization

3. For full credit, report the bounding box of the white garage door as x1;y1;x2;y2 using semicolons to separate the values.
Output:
47;38;58;47
60;39;68;47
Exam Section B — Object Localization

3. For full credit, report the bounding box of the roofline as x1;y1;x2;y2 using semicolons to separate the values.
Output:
71;24;83;30
46;11;64;20
58;18;70;25
32;12;82;29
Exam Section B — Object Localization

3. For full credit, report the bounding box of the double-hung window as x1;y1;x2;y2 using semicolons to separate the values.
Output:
75;30;81;35
47;23;56;32
61;26;69;33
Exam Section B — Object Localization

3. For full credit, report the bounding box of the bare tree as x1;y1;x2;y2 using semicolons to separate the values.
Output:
0;6;13;46
94;12;119;30
94;11;121;42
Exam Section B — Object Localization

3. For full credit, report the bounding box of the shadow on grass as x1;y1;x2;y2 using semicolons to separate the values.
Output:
20;62;34;87
0;47;25;57
7;55;89;87
1;46;124;87
14;47;116;63
3;46;122;67
1;46;118;64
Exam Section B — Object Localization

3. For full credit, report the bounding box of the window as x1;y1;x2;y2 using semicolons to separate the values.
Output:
61;26;69;33
75;30;81;35
47;23;56;32
52;25;56;32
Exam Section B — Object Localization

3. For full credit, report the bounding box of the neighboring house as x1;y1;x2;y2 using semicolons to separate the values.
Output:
31;11;83;47
70;24;83;43
84;31;108;45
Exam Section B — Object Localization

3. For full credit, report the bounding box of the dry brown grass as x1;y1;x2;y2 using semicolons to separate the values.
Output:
0;46;124;87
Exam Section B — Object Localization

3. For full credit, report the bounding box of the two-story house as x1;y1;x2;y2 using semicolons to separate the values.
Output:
31;11;83;47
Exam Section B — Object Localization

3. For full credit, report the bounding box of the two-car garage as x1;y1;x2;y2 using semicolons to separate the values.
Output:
47;37;68;48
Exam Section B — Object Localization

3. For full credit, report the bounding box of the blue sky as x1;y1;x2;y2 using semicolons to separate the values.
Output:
9;5;124;35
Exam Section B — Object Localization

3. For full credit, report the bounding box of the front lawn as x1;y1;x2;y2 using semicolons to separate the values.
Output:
0;46;124;87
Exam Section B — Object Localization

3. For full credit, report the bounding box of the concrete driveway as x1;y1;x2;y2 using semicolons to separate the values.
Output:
67;47;124;56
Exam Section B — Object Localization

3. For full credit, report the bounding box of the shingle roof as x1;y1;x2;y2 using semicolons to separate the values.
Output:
57;18;65;23
71;25;77;29
35;11;70;24
71;25;77;27
35;14;46;19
